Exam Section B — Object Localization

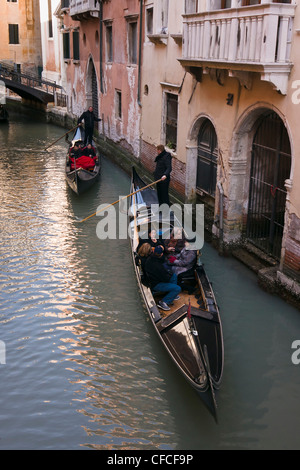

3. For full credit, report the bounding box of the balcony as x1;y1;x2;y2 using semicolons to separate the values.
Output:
69;0;100;20
179;3;296;94
61;0;70;11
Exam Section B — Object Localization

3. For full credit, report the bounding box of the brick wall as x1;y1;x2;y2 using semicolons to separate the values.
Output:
283;213;300;281
140;140;156;174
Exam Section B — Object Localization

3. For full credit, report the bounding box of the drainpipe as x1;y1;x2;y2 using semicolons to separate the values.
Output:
99;0;104;94
137;0;143;106
217;181;224;254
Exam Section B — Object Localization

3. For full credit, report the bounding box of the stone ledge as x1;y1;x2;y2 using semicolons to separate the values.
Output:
231;242;274;274
258;266;300;311
277;271;300;298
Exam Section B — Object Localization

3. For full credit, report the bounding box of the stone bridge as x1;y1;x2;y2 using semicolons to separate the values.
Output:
0;63;65;105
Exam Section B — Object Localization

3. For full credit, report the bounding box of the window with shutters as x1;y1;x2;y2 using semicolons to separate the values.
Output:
165;93;178;151
63;32;70;60
106;23;113;62
8;24;19;44
73;30;80;61
115;90;122;119
128;21;138;64
146;7;153;35
196;120;218;197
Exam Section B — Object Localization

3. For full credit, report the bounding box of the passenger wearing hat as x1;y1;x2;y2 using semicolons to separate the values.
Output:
144;245;181;311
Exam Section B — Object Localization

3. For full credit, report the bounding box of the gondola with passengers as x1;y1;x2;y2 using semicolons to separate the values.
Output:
129;167;224;421
65;126;101;195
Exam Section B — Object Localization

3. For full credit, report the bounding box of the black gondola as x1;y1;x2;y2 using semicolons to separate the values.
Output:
129;167;224;421
65;127;101;195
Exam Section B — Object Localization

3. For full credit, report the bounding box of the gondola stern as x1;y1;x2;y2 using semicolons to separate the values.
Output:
197;389;219;423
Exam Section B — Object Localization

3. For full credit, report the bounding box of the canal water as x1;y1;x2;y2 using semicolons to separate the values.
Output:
0;108;300;451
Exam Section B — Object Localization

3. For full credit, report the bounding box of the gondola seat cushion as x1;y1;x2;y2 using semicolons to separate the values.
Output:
70;156;95;170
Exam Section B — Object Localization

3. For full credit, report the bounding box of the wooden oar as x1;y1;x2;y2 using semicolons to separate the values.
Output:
44;124;80;151
79;177;163;223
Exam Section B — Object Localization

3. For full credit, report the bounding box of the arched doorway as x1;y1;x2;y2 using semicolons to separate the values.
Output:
246;111;291;259
86;58;99;120
196;119;218;197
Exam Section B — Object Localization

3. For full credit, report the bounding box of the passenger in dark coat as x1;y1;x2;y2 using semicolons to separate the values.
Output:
154;145;172;205
77;106;101;145
145;246;181;311
69;143;81;159
136;228;165;253
136;243;152;286
82;143;96;157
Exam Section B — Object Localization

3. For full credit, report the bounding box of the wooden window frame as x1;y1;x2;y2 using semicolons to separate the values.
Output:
128;20;138;65
115;89;122;120
105;22;113;63
72;30;80;61
8;24;19;44
63;32;70;60
165;92;178;151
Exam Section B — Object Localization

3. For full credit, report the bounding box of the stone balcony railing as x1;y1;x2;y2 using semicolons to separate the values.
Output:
180;3;296;94
69;0;100;20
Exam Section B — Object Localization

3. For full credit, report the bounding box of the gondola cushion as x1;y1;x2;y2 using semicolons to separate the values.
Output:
70;156;96;170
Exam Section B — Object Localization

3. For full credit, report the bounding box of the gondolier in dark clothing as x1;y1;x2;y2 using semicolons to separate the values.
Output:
77;106;101;145
145;246;181;311
154;145;172;205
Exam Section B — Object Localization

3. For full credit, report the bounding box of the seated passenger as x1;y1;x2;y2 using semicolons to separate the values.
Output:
78;141;85;153
136;243;152;286
69;143;81;159
168;238;197;276
69;143;95;170
82;143;96;158
137;228;165;253
165;227;186;257
145;245;181;311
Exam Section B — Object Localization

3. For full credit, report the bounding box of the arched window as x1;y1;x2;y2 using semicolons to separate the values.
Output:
196;119;218;197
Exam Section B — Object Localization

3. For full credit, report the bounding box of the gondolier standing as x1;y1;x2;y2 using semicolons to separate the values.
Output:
77;106;101;145
154;145;172;205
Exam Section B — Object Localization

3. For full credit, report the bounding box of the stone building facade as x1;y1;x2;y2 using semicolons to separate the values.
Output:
0;0;42;74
